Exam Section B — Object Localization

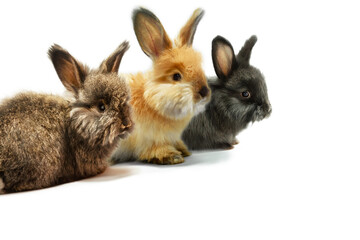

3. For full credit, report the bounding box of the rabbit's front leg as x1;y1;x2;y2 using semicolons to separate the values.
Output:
212;141;234;150
231;137;239;145
174;140;191;157
139;145;184;165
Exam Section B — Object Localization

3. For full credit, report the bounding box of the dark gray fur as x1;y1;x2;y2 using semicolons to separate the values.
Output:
182;35;272;150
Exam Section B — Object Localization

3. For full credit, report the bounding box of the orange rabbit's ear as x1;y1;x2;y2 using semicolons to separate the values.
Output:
133;8;172;59
177;8;204;47
48;44;88;96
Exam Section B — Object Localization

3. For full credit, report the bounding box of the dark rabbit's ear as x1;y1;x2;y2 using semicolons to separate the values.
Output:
177;8;204;46
99;41;130;73
212;35;237;80
237;35;257;67
48;44;88;96
133;7;172;59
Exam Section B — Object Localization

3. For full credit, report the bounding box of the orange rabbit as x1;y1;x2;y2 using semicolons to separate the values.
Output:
111;8;210;164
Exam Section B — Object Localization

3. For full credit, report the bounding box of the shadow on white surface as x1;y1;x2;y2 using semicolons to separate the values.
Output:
113;149;232;168
181;149;232;166
82;166;137;182
0;166;137;196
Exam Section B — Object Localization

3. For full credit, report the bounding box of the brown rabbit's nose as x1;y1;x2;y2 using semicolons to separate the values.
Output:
122;118;129;127
120;117;134;134
199;86;209;98
121;117;132;129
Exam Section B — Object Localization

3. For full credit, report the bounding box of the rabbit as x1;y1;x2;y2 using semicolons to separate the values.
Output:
182;35;272;150
110;8;210;165
0;41;133;193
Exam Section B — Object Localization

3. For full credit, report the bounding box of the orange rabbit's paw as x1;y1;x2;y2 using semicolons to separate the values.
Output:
140;147;185;165
147;154;184;165
175;141;191;157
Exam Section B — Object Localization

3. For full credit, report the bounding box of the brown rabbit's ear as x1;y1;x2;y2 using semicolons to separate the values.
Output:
177;8;204;47
237;35;257;67
133;8;172;59
212;36;237;80
99;41;130;73
48;44;87;96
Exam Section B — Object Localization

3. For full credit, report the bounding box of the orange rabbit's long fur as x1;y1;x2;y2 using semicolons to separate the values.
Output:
111;8;211;164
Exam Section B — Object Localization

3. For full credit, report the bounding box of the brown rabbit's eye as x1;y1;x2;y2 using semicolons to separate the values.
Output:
98;103;106;112
241;91;251;99
173;73;182;81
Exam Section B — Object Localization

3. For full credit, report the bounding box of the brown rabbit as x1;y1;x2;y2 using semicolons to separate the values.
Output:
0;41;133;193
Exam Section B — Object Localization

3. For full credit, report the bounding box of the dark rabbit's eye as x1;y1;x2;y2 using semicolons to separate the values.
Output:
98;103;106;112
241;91;251;99
173;73;182;81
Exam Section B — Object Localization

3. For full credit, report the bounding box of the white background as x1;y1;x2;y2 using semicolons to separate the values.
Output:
1;0;359;239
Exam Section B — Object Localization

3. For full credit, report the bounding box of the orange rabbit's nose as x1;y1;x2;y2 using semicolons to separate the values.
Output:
199;86;209;98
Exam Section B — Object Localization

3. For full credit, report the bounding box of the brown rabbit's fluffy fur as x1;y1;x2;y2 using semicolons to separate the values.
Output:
0;42;132;193
111;8;210;164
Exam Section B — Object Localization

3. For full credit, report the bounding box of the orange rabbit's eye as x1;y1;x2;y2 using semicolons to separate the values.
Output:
172;73;182;81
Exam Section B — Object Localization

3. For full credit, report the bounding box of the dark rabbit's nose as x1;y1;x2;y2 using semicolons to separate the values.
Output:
199;86;209;98
262;103;272;116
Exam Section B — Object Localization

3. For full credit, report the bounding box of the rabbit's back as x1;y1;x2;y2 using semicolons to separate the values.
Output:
0;93;69;191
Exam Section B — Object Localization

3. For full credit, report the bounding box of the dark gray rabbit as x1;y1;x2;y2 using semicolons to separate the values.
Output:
182;35;272;150
0;42;133;193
